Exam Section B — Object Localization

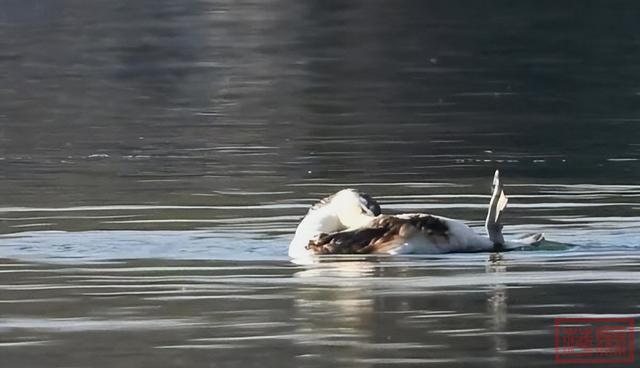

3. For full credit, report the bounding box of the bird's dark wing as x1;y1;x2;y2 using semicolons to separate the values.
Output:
306;214;450;254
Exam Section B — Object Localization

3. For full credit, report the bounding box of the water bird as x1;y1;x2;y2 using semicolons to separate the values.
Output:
288;170;544;259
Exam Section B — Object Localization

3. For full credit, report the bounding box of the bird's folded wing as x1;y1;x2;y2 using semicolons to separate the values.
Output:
307;214;450;254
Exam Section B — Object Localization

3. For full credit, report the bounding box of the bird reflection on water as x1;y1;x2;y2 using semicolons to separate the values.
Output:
290;255;518;365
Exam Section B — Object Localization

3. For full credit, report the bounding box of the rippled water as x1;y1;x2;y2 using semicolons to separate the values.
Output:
2;256;640;367
1;1;640;367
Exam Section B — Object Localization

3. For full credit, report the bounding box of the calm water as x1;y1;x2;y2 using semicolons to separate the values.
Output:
1;1;640;367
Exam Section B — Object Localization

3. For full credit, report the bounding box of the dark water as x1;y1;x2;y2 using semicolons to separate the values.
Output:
1;1;640;367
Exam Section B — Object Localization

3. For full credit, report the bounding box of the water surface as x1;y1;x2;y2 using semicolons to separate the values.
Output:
1;1;640;367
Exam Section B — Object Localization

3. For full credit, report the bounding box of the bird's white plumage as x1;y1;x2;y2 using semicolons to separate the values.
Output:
386;214;495;254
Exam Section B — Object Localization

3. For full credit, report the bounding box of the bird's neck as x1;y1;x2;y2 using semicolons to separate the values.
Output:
289;208;341;258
